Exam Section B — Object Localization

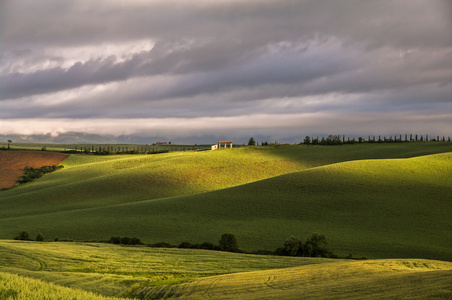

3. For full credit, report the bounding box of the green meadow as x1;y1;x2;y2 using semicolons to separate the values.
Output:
1;241;451;299
1;142;452;298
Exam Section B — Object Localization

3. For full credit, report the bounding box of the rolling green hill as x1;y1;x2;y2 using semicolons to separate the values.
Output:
1;143;451;260
0;240;334;298
138;259;452;299
2;143;451;217
1;241;451;299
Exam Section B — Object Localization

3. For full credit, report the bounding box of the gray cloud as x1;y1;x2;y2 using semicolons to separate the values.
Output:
1;0;451;139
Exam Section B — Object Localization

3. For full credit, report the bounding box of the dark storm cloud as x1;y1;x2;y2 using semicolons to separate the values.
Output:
3;0;451;48
1;0;451;138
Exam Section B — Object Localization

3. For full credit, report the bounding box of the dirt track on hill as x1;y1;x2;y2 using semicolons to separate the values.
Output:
0;151;69;189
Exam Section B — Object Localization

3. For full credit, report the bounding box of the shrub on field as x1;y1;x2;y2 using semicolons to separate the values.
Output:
109;236;121;244
120;237;131;245
198;242;221;251
36;232;44;242
219;233;239;252
129;237;142;245
14;231;31;241
276;236;304;256
150;241;177;248
304;233;330;257
109;236;142;245
276;233;332;258
176;241;221;250
18;165;63;184
178;241;193;248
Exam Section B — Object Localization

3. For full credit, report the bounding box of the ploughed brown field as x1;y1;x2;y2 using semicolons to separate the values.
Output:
0;151;69;190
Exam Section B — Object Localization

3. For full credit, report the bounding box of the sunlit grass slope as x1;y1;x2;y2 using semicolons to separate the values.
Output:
1;143;451;219
0;272;120;300
1;148;451;260
0;240;334;298
1;240;451;299
139;259;452;299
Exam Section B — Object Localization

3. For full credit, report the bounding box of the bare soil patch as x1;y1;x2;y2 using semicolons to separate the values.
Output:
0;151;69;189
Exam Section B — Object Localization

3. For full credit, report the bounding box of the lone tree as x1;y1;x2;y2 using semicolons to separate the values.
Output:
248;137;256;146
14;231;30;241
7;140;12;150
304;233;330;257
281;236;303;256
219;233;238;252
36;232;44;242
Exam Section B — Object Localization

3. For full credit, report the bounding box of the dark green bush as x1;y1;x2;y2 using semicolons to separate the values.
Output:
178;241;193;248
109;236;121;244
14;231;30;241
36;232;44;242
150;242;176;248
109;236;142;245
219;233;239;252
18;165;63;184
276;233;333;258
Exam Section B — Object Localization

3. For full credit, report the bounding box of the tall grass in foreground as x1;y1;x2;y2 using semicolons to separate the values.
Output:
137;259;452;299
0;240;334;297
1;241;451;299
0;272;120;300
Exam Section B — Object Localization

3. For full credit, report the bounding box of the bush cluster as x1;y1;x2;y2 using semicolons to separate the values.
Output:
12;231;345;259
109;236;143;245
275;233;333;258
112;233;337;258
14;231;45;242
18;165;63;184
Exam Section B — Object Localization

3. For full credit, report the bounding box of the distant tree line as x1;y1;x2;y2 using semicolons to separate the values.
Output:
60;145;210;155
301;134;451;145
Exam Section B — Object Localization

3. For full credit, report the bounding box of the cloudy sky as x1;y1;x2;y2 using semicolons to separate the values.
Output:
1;0;451;143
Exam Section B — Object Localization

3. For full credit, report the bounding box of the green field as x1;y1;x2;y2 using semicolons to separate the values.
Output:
139;259;452;299
1;240;451;299
0;240;334;298
1;143;451;259
1;142;451;298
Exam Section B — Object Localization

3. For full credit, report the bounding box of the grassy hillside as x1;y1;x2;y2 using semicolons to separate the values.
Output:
1;143;451;217
1;143;451;260
0;272;120;300
0;240;334;298
1;240;451;299
139;259;452;299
